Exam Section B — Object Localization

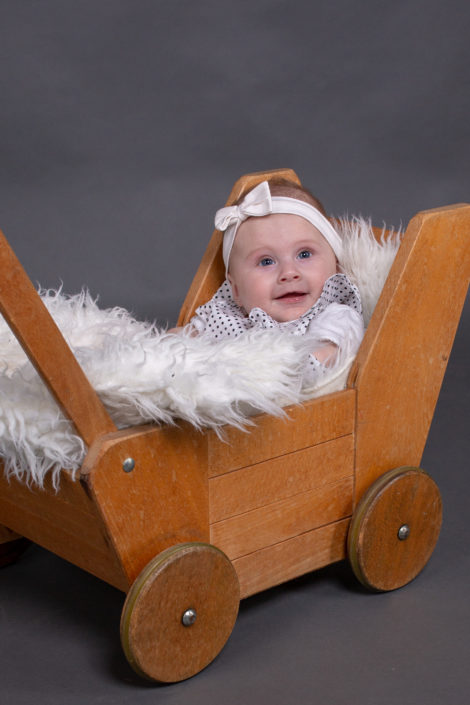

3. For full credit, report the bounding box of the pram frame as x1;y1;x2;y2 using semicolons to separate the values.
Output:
0;169;468;681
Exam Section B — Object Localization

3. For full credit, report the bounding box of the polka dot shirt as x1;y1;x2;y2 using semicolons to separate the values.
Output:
191;273;362;339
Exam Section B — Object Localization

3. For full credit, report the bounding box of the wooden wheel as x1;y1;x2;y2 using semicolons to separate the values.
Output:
120;542;240;683
348;467;442;591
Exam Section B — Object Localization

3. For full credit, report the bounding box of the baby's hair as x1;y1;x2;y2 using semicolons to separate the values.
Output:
237;177;328;217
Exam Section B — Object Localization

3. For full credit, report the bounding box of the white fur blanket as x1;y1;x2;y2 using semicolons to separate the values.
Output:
0;217;400;486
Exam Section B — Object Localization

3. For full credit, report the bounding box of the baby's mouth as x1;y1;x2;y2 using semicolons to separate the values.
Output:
275;291;307;302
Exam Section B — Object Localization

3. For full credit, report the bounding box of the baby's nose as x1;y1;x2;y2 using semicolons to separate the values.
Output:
279;266;300;282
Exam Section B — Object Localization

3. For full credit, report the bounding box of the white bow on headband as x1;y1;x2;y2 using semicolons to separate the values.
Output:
215;180;272;232
215;180;343;271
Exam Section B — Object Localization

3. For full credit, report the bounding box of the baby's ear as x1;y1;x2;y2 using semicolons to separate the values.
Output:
227;274;240;304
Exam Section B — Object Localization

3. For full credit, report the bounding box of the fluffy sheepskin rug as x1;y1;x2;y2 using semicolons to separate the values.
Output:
0;217;400;486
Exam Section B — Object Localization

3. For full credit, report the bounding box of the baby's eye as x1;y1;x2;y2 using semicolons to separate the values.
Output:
297;250;312;259
259;256;275;267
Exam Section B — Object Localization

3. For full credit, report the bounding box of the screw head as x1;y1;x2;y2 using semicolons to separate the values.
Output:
181;608;197;627
397;524;410;541
122;457;135;473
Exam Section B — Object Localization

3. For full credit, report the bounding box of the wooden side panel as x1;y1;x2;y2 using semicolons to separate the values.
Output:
82;423;210;585
234;518;349;599
209;435;353;523
177;168;301;326
0;230;116;446
208;389;355;476
0;464;128;590
350;204;470;501
211;475;353;561
0;524;22;544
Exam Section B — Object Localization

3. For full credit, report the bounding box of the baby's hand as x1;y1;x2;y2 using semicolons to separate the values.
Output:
312;342;338;367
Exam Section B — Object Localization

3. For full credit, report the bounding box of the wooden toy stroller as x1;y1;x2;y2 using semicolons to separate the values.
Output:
0;169;468;683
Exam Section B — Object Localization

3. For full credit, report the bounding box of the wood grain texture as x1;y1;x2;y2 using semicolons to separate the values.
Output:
82;423;210;585
0;524;22;543
0;422;208;591
0;230;116;447
0;462;128;590
348;467;442;591
209;434;353;523
211;475;353;560
208;389;355;476
349;204;470;502
233;518;349;599
177;168;301;326
121;543;239;683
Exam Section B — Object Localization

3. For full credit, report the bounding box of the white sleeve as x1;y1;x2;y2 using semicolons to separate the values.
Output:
188;312;207;334
306;303;364;358
304;353;331;383
301;304;364;386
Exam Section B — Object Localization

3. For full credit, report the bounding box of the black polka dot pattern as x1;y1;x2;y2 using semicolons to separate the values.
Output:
191;274;362;340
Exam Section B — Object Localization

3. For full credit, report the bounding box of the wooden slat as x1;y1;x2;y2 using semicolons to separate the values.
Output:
349;204;470;502
0;466;128;590
177;168;302;326
208;389;355;476
211;475;353;561
0;229;116;446
0;475;107;545
209;434;354;523
0;502;126;589
233;518;349;599
82;423;210;585
0;420;210;590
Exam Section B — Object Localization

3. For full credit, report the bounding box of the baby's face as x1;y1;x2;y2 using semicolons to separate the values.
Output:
227;213;337;323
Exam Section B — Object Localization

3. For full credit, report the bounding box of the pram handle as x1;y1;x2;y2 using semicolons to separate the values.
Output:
0;230;116;447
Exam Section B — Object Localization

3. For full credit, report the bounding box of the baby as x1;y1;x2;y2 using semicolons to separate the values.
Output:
174;178;364;380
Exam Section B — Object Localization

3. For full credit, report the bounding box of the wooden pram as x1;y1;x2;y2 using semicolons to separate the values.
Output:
0;169;468;683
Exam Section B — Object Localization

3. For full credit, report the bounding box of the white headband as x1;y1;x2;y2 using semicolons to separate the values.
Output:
215;180;342;271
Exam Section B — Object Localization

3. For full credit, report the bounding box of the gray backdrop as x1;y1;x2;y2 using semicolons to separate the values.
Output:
0;1;469;703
